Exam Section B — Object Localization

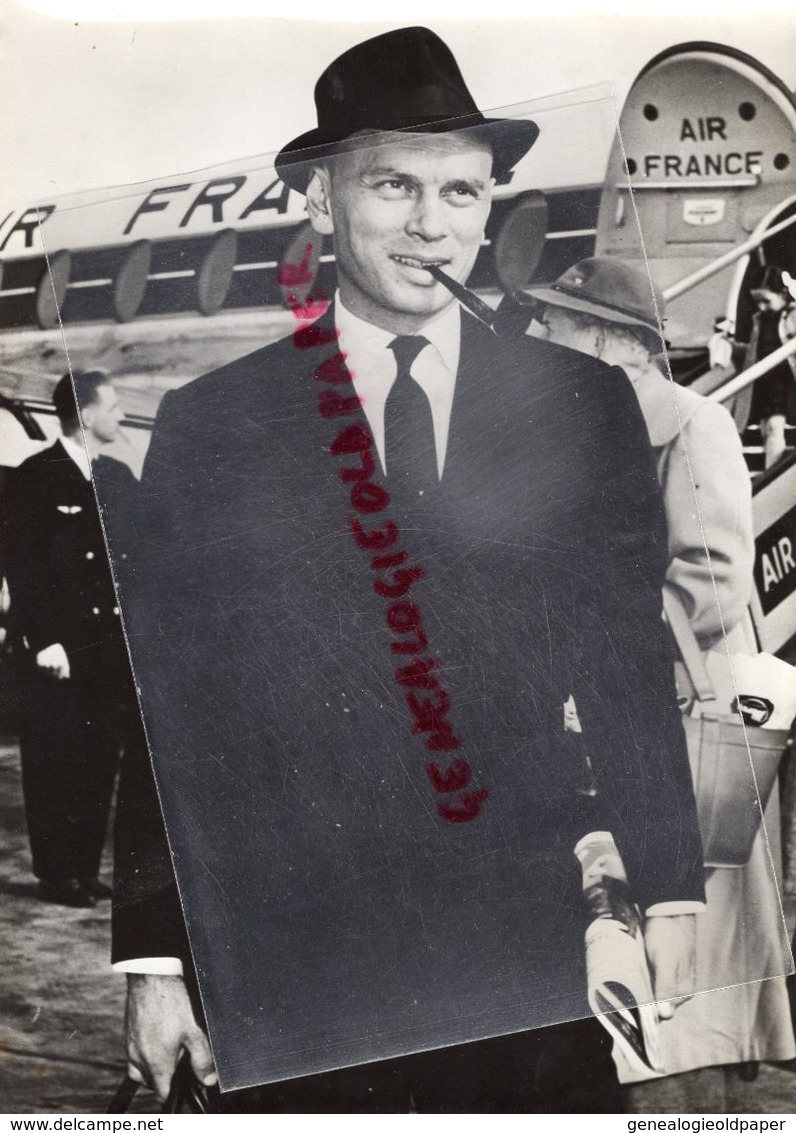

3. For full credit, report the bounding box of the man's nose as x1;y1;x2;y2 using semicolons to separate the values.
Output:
406;192;446;241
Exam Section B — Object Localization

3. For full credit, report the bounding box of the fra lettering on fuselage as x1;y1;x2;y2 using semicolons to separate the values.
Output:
122;176;291;235
0;175;294;253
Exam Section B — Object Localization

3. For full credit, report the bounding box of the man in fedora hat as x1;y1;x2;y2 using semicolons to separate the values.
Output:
108;28;704;1111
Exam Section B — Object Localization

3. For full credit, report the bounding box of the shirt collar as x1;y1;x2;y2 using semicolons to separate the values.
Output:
334;291;461;375
332;293;462;480
60;433;92;480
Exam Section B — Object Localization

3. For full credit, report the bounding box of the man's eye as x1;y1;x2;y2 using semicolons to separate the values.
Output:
374;179;412;196
444;185;480;205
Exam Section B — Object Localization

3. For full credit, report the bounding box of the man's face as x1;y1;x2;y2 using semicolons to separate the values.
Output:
82;383;124;445
314;133;493;333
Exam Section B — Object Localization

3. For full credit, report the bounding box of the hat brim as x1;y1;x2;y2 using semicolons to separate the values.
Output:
275;114;539;193
525;284;667;345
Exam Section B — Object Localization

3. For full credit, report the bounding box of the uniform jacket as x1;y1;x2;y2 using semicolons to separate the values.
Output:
631;368;754;649
2;440;135;688
107;309;705;1087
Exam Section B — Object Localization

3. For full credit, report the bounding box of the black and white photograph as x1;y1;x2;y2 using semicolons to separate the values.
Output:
1;0;796;1115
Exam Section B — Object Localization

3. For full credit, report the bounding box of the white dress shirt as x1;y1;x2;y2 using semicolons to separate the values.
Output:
335;293;461;479
60;433;91;480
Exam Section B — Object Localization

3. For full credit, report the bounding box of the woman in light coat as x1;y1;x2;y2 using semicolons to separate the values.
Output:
528;257;794;1108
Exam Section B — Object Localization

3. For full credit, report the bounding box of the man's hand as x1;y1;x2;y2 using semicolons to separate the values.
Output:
644;914;696;1021
35;643;70;679
125;974;217;1103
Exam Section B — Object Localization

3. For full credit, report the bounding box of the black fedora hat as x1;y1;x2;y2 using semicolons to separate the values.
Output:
275;27;539;193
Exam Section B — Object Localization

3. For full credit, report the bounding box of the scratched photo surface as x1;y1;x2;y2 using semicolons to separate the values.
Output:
114;95;706;1088
2;14;795;1095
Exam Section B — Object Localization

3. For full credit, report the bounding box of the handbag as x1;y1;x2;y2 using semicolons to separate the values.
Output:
663;589;789;868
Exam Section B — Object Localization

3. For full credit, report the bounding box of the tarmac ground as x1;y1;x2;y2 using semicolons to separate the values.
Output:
1;733;795;1116
0;737;158;1115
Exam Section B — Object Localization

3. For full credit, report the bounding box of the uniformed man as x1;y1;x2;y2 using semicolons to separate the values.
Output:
2;370;138;907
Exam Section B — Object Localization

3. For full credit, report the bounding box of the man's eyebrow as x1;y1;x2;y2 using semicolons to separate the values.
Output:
443;177;487;192
359;167;487;193
360;165;415;180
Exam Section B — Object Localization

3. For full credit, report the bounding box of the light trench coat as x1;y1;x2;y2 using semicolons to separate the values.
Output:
633;366;755;653
625;365;795;1083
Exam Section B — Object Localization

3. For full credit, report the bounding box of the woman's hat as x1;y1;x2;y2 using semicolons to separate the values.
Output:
526;258;667;345
275;27;539;193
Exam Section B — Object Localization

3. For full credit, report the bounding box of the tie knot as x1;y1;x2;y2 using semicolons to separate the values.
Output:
389;335;429;379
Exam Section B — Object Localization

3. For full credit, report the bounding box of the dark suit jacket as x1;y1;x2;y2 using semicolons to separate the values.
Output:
108;309;704;1088
2;440;135;690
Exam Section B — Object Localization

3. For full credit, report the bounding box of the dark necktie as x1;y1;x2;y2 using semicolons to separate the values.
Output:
384;335;437;499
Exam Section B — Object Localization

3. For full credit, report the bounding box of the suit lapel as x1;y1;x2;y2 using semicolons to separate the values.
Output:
443;313;507;490
307;302;390;488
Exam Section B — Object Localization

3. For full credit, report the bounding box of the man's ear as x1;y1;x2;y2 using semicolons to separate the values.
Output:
306;168;334;236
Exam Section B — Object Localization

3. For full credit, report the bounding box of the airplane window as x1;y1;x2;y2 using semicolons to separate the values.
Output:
643;103;659;121
774;153;791;171
739;101;757;121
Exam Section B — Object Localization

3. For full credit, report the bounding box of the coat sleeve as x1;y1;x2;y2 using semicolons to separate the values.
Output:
109;393;192;966
1;462;68;656
111;716;191;965
660;400;753;649
559;364;706;911
109;354;270;968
